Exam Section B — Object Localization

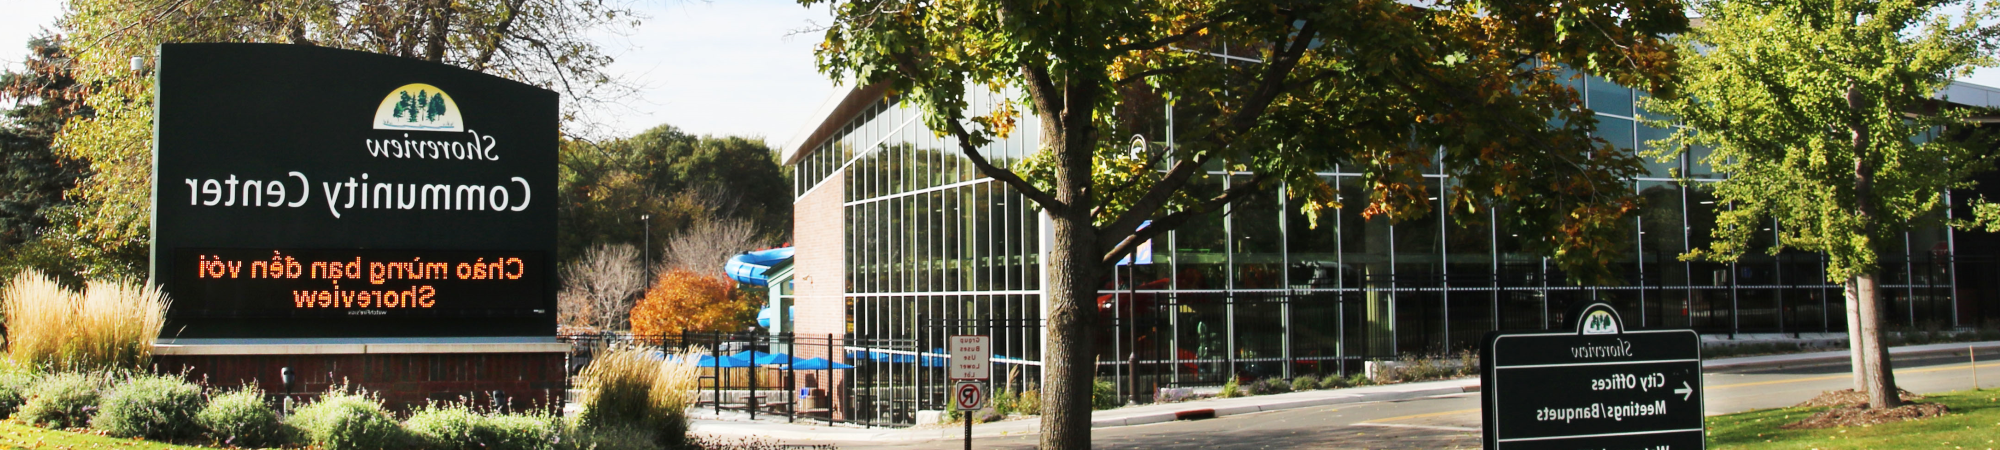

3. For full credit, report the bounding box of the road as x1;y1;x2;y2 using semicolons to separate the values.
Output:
804;350;1999;449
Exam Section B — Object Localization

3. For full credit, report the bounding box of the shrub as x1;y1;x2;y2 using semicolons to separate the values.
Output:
196;386;288;448
1219;376;1242;398
92;374;204;440
572;346;700;449
406;403;559;450
1347;373;1372;387
405;405;481;450
992;388;1017;416
0;369;40;417
1015;385;1042;415
555;425;656;450
1291;375;1318;392
18;372;105;429
480;413;559;450
1318;374;1350;389
1257;378;1292;395
286;389;409;450
1090;378;1118;410
2;271;169;371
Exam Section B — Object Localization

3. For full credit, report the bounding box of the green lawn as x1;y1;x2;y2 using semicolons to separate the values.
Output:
1708;389;2000;449
0;422;222;450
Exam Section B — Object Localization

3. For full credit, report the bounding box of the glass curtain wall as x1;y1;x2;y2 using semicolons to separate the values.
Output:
796;75;1966;424
809;91;1046;426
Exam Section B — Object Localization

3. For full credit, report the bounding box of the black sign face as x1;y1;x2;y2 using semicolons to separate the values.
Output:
151;44;557;338
1481;303;1705;450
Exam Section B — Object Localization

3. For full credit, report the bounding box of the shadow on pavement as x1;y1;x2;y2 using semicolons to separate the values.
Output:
782;425;1477;450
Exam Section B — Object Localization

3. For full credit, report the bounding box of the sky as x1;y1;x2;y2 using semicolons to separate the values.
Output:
5;1;2000;149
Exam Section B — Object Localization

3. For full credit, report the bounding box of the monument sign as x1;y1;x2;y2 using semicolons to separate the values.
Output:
1481;303;1705;449
152;43;558;338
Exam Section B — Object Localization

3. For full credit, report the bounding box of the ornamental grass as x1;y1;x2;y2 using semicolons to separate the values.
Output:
2;270;170;371
571;345;702;449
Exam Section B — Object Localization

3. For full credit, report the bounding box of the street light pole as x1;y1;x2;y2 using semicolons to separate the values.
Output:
641;214;652;270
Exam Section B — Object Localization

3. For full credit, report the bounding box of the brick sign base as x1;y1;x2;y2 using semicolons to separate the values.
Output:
153;341;568;412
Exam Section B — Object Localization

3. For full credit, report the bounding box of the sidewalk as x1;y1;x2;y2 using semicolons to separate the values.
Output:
1702;339;2000;371
687;339;2000;442
688;377;1481;442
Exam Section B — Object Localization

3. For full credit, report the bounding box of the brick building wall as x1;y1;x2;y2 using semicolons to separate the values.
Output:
154;351;566;413
789;174;848;417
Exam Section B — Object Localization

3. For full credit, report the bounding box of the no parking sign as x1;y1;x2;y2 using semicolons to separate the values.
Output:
953;381;988;411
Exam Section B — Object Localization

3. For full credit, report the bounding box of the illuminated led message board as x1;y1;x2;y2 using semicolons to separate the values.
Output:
151;44;556;338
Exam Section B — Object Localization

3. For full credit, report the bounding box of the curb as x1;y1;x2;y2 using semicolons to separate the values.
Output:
1088;383;1480;428
1701;341;2000;372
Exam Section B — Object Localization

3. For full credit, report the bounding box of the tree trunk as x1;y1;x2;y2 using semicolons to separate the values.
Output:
1040;215;1098;449
1846;79;1899;409
1843;277;1865;392
1039;75;1102;450
1854;271;1900;408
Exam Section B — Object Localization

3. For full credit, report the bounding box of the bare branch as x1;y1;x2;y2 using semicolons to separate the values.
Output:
560;242;647;332
663;216;761;276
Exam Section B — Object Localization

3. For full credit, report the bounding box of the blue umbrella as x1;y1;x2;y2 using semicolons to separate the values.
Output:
788;357;855;370
696;354;751;368
730;351;796;366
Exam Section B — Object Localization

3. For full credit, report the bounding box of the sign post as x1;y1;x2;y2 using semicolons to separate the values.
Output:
1481;303;1705;449
949;335;990;450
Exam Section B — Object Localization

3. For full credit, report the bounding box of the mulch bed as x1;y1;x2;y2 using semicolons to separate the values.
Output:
1781;389;1948;429
1792;388;1920;408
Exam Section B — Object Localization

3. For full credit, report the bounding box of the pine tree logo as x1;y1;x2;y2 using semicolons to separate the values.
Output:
1581;310;1621;335
372;83;463;131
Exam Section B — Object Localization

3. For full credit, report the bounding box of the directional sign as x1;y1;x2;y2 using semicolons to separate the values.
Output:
953;381;988;411
949;335;991;380
1482;303;1705;450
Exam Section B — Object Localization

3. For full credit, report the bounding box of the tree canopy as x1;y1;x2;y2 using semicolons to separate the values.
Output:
1645;0;2000;409
558;124;792;265
812;0;1687;280
1651;0;2000;276
0;33;134;284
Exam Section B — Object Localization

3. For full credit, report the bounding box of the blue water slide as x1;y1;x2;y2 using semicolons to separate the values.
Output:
756;305;795;328
725;247;794;286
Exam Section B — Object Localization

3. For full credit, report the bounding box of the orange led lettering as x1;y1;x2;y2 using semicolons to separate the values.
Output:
416;285;435;308
502;258;523;279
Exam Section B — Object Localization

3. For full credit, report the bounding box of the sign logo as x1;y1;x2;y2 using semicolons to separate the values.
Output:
1581;310;1620;335
372;83;463;131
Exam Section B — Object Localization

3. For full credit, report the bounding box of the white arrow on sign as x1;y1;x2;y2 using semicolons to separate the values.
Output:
1675;381;1693;401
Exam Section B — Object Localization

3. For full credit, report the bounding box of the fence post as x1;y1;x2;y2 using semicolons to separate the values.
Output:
828;333;836;426
712;331;721;416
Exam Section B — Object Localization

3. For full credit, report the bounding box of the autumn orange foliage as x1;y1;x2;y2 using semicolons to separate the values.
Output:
629;268;755;336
